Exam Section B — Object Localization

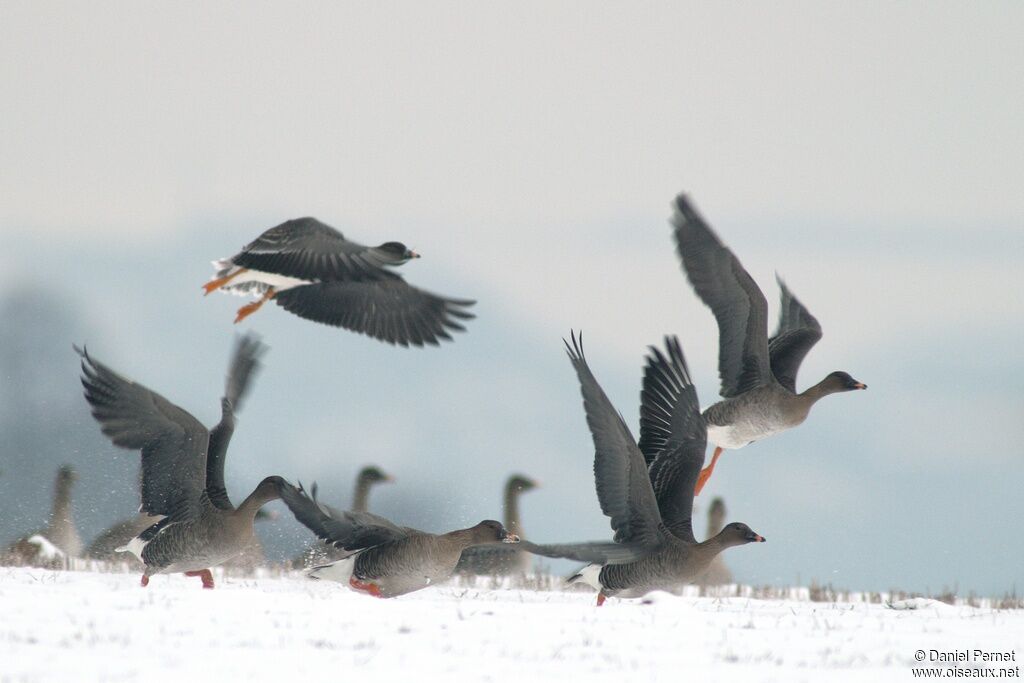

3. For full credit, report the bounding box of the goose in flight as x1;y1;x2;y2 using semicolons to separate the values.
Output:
672;194;866;493
204;217;475;347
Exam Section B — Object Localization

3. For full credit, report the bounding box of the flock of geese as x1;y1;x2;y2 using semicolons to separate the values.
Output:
2;192;865;605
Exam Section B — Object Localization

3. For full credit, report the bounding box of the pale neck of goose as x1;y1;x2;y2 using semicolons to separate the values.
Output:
445;526;498;550
352;474;374;513
235;484;281;520
706;508;725;540
503;484;524;537
51;474;75;527
701;530;747;554
797;376;846;406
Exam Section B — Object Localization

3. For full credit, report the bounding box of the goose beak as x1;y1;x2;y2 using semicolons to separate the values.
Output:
751;534;766;543
409;250;421;259
502;533;521;544
853;382;867;390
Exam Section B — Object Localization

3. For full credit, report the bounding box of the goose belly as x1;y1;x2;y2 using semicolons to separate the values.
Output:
214;263;312;296
705;402;798;450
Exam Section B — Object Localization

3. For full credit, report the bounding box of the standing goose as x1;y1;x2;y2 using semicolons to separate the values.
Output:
77;334;285;589
86;335;267;566
455;474;539;576
672;194;866;493
3;465;82;567
87;509;276;566
204;217;475;347
294;465;395;568
522;333;765;605
279;481;519;598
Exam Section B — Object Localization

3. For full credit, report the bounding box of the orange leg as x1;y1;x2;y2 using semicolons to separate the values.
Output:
234;287;276;324
349;576;385;598
185;569;215;589
596;591;607;607
203;268;249;295
694;446;724;495
140;574;150;587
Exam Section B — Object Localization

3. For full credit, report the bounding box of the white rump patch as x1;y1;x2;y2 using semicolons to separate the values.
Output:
307;555;357;584
568;564;603;590
116;535;147;562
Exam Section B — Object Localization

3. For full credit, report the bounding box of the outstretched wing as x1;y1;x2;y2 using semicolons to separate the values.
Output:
637;336;705;542
671;194;773;398
768;276;823;392
278;480;412;552
78;347;208;520
273;279;475;347
518;539;649;565
564;332;665;548
230;217;407;282
205;333;268;511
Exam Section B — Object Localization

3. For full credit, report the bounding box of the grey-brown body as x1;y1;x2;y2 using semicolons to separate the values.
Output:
279;481;518;598
132;486;280;578
351;528;505;597
591;530;753;597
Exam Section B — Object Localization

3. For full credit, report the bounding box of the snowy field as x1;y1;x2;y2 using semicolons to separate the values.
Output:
1;567;1021;683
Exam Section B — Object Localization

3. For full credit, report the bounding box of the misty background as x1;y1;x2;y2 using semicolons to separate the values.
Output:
1;3;1021;596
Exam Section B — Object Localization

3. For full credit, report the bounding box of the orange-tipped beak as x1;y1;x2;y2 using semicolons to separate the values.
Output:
502;533;521;544
409;250;421;259
753;535;766;543
853;382;867;390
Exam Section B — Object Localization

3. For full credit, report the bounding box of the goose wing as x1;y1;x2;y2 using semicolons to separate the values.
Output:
204;333;268;511
768;276;823;393
278;481;413;551
671;194;773;397
78;347;208;520
564;332;665;548
230;217;407;282
518;539;649;565
637;336;705;542
273;279;475;347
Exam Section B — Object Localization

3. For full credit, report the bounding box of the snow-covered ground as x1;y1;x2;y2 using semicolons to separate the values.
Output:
1;567;1020;683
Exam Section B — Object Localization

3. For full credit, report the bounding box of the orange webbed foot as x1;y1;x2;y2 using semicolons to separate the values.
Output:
349;577;385;598
234;287;275;324
596;591;607;607
185;569;215;589
140;575;150;587
203;268;248;296
694;447;724;496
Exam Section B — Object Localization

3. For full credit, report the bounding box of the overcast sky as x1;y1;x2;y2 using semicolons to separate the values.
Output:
1;2;1021;596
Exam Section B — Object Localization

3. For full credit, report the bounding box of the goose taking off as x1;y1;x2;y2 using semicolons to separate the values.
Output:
521;333;764;605
672;194;866;494
77;334;285;589
279;481;519;598
3;465;82;567
455;474;539;576
204;218;475;347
